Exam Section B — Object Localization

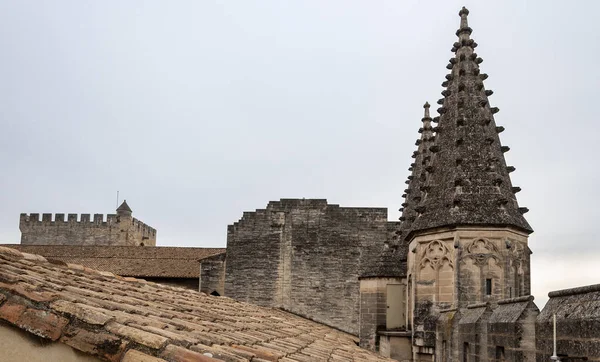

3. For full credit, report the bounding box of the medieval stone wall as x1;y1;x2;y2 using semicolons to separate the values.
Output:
199;253;226;296
224;199;389;335
19;213;156;246
406;227;531;357
435;297;538;362
486;296;538;361
408;229;530;308
457;304;490;361
224;208;283;307
359;277;404;350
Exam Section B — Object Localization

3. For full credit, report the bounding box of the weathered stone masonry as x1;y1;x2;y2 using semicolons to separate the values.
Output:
199;252;226;296
224;198;393;335
19;201;156;247
537;284;600;361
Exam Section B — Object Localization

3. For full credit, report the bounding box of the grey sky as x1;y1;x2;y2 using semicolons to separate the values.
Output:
1;1;599;307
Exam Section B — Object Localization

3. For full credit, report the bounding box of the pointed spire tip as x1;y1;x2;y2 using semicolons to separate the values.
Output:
457;6;471;39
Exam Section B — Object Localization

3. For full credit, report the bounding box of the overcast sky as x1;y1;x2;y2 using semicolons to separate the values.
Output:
1;1;599;307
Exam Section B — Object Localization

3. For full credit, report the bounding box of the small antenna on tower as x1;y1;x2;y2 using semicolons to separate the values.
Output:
116;191;119;208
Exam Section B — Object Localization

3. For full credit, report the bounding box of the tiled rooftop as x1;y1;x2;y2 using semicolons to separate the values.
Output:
0;246;391;362
3;245;225;278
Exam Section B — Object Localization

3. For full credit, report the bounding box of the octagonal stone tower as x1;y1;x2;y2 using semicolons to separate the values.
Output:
401;7;533;360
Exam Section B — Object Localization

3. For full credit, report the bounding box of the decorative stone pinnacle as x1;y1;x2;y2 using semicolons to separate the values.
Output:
423;102;430;118
457;6;471;41
459;6;469;27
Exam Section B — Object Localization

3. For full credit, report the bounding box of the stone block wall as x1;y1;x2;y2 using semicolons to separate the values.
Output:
487;296;538;361
378;332;412;361
407;227;531;357
434;297;538;362
457;304;492;361
536;284;600;361
436;308;460;361
19;213;156;246
408;228;530;309
199;253;226;295
224;207;284;307
224;199;390;335
359;277;404;350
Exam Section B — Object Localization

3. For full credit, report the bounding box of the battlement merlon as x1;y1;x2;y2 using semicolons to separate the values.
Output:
233;199;390;225
21;212;113;226
19;212;157;236
131;217;158;236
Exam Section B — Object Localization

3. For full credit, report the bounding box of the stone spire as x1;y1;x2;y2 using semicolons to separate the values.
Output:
362;102;437;279
397;102;436;239
407;7;532;239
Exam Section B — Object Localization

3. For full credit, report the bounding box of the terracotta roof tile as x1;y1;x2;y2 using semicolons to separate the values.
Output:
50;300;114;325
161;344;225;361
122;350;166;362
0;246;391;362
16;307;69;341
62;327;127;361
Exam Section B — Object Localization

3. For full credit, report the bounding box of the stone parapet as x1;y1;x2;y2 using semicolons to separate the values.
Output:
19;209;156;246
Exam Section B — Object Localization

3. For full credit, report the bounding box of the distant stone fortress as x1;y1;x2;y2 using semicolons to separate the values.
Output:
19;200;156;246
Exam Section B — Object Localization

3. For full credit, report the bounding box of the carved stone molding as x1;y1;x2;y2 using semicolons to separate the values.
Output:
419;240;453;270
462;238;500;267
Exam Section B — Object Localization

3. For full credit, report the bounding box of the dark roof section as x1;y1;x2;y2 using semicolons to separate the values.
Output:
116;200;132;213
360;246;406;279
360;104;437;279
408;7;533;238
360;103;436;278
3;245;225;278
0;246;391;362
360;222;406;278
397;102;436;240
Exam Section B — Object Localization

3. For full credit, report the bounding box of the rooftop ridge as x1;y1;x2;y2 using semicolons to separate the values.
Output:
466;301;490;309
497;295;535;305
407;7;533;239
547;283;600;298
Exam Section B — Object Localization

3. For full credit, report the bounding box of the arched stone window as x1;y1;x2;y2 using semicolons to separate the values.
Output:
418;240;454;303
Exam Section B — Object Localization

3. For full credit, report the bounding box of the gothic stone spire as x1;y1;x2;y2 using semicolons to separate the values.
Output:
398;102;436;238
407;7;532;239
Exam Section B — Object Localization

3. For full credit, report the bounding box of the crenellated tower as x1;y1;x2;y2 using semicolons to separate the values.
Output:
405;7;534;357
19;200;156;246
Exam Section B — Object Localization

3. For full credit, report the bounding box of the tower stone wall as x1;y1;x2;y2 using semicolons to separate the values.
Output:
407;227;531;357
224;198;392;335
199;252;226;296
19;201;156;246
408;228;530;310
